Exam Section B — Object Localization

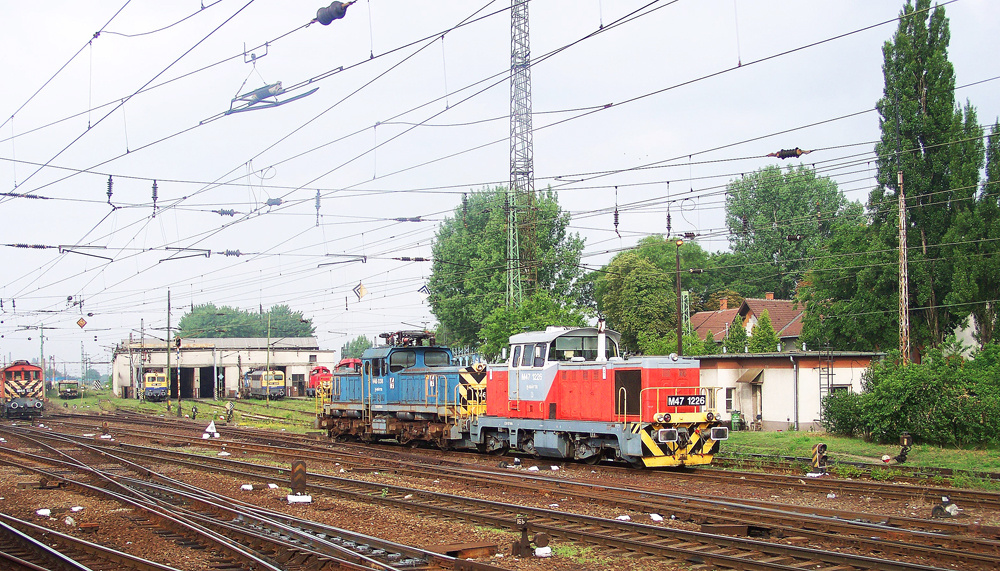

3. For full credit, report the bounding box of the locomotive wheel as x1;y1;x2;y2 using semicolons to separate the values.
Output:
584;454;602;465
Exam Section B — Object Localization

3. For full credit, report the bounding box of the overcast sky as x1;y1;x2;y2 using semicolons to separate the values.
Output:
2;0;998;374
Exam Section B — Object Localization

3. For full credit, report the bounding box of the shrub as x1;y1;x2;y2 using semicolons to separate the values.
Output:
820;391;866;437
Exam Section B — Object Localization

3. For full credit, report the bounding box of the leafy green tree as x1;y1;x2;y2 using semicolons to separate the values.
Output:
723;165;855;299
341;335;373;359
596;251;674;352
428;187;585;348
701;330;719;355
722;315;747;354
799;204;895;352
944;121;999;346
867;0;968;351
636;330;703;356
177;303;314;338
629;236;720;310
802;0;989;355
747;309;780;353
478;290;587;361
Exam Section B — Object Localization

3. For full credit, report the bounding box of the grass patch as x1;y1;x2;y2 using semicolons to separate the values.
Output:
48;391;318;433
552;544;616;566
722;431;1000;474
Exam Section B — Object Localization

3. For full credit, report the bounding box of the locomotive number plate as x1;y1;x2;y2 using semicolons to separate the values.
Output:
667;395;706;407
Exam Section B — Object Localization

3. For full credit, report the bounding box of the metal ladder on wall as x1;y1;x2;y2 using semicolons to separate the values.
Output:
817;346;835;421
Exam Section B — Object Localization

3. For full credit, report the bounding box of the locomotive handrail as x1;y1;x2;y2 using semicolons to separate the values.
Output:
616;386;628;423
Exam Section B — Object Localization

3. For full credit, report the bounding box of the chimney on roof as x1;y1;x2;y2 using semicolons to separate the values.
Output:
719;298;728;311
765;292;774;300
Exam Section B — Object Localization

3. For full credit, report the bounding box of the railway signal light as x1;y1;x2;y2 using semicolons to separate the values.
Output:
811;443;828;472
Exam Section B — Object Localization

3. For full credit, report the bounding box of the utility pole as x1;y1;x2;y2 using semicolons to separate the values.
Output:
507;0;534;307
266;313;271;408
139;318;145;400
898;170;910;363
39;325;45;393
893;66;910;364
675;239;683;356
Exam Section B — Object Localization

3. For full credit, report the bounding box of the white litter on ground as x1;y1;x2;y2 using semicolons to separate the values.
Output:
287;495;312;504
99;434;113;439
240;484;253;491
534;547;552;558
403;494;413;500
268;483;279;489
527;466;540;472
64;516;75;527
616;515;631;521
806;472;826;478
218;451;231;456
36;509;51;517
827;493;836;499
650;514;664;522
71;506;84;512
550;466;559;471
945;504;961;516
202;433;211;439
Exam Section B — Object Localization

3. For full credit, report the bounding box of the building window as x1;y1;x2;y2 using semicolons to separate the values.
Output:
725;388;735;412
309;354;317;363
830;386;850;394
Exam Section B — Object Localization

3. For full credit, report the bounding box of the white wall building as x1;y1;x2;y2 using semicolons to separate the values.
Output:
698;351;880;431
110;337;337;399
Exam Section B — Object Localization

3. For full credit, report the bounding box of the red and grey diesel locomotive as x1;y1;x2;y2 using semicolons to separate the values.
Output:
316;325;728;467
1;360;45;419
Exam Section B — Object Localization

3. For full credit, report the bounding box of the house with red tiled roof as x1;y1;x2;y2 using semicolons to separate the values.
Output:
691;293;806;352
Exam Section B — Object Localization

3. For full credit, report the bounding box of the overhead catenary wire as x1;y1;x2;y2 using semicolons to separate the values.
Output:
3;0;992;346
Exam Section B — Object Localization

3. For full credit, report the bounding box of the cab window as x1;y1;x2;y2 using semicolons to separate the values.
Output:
389;350;416;373
520;345;533;368
511;345;521;367
533;343;546;367
424;350;450;367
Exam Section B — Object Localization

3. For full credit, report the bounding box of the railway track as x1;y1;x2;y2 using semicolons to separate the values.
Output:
0;512;186;571
8;421;999;570
0;426;502;571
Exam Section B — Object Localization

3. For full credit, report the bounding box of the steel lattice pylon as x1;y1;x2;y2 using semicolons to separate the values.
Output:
507;0;533;307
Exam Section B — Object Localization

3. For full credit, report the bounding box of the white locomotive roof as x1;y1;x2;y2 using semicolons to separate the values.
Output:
508;326;621;346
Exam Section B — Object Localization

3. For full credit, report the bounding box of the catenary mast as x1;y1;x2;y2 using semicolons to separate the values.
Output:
507;0;533;307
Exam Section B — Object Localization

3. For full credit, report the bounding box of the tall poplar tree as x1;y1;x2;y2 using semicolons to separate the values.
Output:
870;0;962;351
803;0;989;354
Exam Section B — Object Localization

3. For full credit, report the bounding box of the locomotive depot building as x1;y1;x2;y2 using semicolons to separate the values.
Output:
110;337;336;400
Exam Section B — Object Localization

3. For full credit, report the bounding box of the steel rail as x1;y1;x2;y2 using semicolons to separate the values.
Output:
0;512;183;571
13;429;965;571
1;428;502;571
